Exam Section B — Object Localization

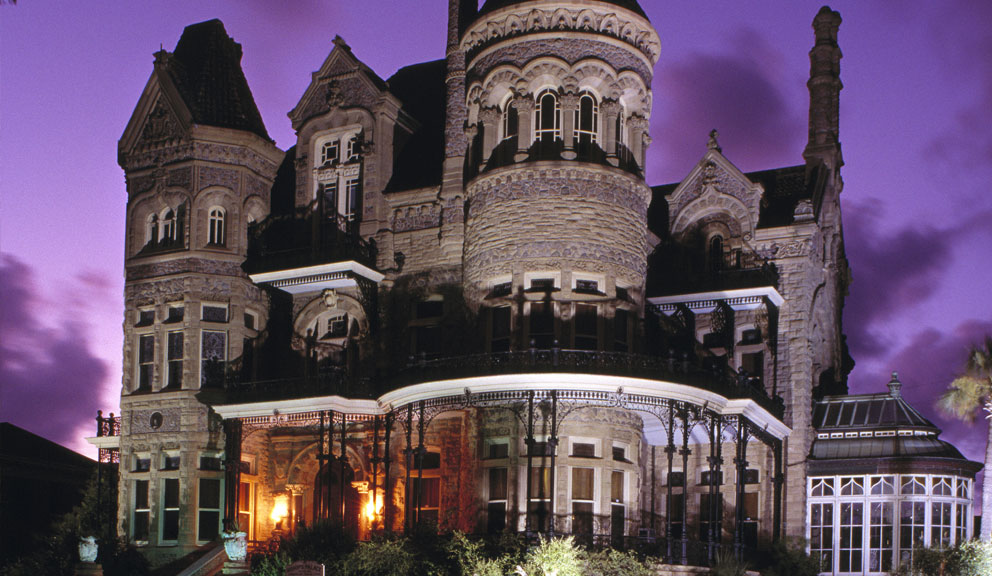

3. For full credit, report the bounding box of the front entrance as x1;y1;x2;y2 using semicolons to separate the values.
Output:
314;463;361;534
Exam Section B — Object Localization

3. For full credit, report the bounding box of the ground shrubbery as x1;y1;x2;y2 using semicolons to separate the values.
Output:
892;540;992;576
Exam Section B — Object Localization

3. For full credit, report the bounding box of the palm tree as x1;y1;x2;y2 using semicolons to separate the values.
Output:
939;336;992;540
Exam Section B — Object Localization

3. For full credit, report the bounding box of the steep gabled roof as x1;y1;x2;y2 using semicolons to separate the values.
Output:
161;19;269;140
384;59;447;192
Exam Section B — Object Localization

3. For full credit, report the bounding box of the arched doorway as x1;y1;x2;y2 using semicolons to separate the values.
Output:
313;463;361;533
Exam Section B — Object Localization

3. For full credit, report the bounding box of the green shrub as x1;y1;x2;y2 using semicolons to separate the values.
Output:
711;548;749;576
759;538;820;576
521;536;584;576
340;538;416;576
584;548;652;576
250;551;291;576
279;520;356;567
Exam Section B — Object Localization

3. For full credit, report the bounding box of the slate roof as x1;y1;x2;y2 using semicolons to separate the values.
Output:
163;19;270;140
647;164;811;239
384;59;447;192
807;375;982;476
478;0;648;19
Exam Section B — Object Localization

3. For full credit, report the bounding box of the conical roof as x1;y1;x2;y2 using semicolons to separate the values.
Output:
478;0;647;19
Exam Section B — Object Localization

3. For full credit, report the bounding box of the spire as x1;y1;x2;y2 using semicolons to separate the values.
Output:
887;371;902;398
804;6;842;161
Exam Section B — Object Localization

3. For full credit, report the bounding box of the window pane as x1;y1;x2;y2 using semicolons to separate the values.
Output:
489;468;507;500
199;478;221;508
611;471;623;502
572;442;596;458
202;305;228;323
164;478;179;508
135;480;149;509
199;511;220;541
488;442;508;459
572;468;594;501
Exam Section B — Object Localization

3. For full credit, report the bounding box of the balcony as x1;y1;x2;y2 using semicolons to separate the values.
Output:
479;138;640;178
211;348;783;419
246;213;378;275
651;246;778;297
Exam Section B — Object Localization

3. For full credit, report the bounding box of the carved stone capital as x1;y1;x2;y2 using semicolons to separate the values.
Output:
511;96;535;113
600;99;621;116
478;106;501;125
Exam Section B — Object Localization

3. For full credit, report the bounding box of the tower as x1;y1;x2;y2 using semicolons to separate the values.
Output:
116;20;282;563
461;0;660;353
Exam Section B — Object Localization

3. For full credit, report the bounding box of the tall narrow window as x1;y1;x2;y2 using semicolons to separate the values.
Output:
611;470;625;547
708;235;724;272
208;208;225;246
412;477;441;526
869;501;894;573
162;478;180;542
529;302;554;349
528;466;552;532
668;492;684;541
198;478;222;542
741;492;759;549
839;502;864;573
490;306;511;353
574;304;597;350
955;503;968;545
931;502;952;549
201;330;227;388
502;102;518;140
147;214;159;246
344;177;361;222
322;181;338;221
487;467;508;534
899;501;925;567
238;482;254;540
614;309;629;352
615;110;626;153
166;331;183;389
161;208;178;245
571;468;594;542
133;480;150;543
810;502;834;572
412;299;443;358
137;334;154;391
535;90;561;143
574;93;598;145
699;493;722;542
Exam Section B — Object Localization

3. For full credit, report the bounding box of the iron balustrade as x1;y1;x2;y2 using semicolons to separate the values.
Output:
213;348;783;418
95;410;121;437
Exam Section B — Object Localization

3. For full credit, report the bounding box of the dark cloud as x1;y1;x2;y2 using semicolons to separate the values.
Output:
649;30;804;181
0;254;109;452
842;200;956;359
850;320;992;505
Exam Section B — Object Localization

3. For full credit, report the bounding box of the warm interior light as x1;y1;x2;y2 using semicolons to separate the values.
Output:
363;491;383;521
270;494;289;522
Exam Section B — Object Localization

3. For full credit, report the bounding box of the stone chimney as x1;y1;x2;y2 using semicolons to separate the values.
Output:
803;6;843;164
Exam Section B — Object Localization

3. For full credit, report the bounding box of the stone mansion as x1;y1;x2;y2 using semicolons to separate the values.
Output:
89;1;980;574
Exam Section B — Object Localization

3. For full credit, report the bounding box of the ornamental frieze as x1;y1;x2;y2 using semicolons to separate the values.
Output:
127;174;157;196
131;407;182;434
469;38;652;87
463;7;660;64
126;257;248;283
772;239;811;258
140;100;182;143
121;141;278;177
297;76;381;127
392;203;441;233
198;166;240;191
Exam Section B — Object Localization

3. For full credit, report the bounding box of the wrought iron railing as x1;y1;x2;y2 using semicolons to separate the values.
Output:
246;214;378;274
653;250;779;296
215;348;782;418
480;138;641;177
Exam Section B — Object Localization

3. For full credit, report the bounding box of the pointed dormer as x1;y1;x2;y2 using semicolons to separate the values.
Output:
666;130;765;243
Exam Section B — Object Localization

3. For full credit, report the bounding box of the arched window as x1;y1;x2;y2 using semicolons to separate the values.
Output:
161;209;177;244
534;90;561;143
574;93;598;145
502;101;518;141
208;207;226;246
147;214;159;246
616;109;626;150
708;235;724;272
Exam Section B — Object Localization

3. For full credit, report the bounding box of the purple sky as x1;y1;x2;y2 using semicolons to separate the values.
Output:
2;0;991;499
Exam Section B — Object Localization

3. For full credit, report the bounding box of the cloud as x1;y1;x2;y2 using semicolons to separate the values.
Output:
842;200;957;359
849;319;992;504
649;29;804;181
0;254;109;454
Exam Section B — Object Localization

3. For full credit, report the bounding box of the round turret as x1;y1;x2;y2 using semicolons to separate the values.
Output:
460;0;659;352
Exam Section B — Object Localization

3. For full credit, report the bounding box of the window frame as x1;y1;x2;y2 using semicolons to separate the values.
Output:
207;206;226;246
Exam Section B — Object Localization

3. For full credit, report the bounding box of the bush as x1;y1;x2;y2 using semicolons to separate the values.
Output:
759;538;821;576
279;520;356;567
951;539;992;576
340;538;416;576
521;536;584;576
711;548;749;576
585;548;652;576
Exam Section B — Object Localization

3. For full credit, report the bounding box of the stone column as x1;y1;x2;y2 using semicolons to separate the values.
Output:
560;93;579;159
601;99;621;165
628;115;648;171
479;107;501;164
513;96;535;162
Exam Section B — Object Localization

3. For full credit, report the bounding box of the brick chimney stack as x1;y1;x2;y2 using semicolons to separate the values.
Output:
804;6;843;166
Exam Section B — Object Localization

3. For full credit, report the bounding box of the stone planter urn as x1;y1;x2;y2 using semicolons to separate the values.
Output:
222;531;248;562
78;536;98;563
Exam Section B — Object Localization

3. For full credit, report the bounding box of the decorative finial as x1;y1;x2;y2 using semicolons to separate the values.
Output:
887;371;902;398
707;129;721;152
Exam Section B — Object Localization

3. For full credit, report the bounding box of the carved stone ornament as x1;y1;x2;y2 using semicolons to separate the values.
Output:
131;407;181;433
773;239;810;258
322;288;338;309
793;199;815;222
141;100;180;143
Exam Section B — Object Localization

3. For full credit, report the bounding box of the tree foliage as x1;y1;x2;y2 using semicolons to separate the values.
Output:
939;337;992;422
